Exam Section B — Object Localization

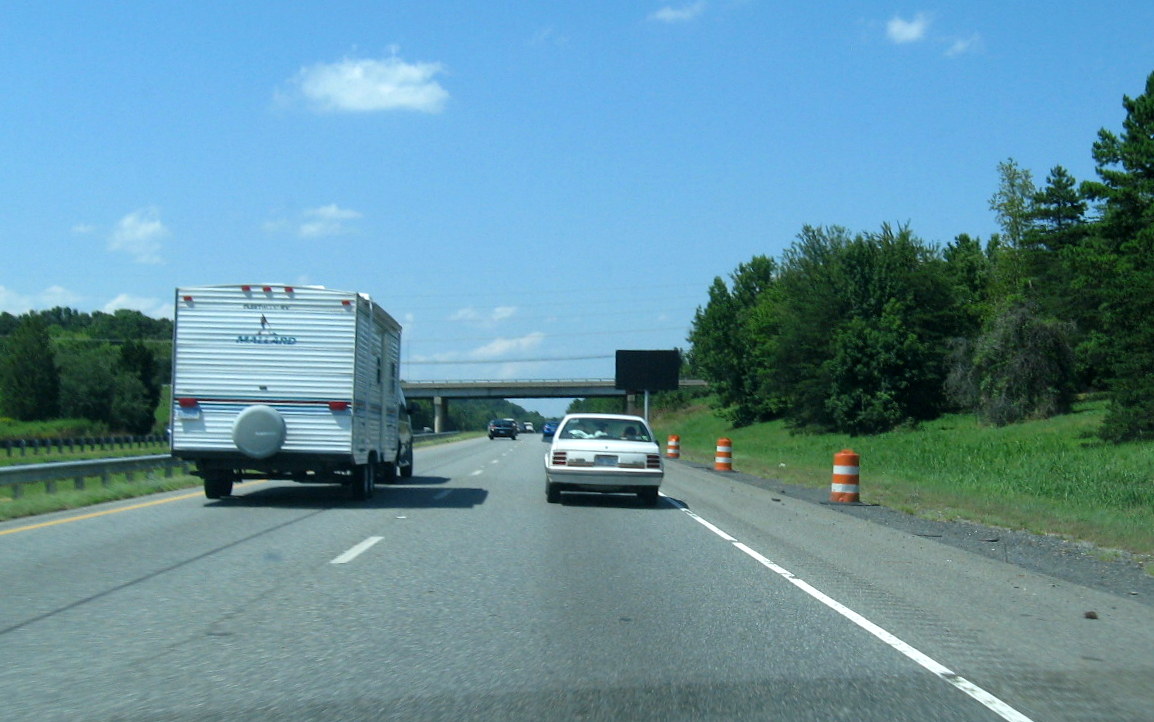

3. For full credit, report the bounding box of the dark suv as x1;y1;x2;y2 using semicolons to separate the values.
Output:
488;419;519;440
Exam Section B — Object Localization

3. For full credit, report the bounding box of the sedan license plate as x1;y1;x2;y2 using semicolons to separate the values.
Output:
594;454;618;467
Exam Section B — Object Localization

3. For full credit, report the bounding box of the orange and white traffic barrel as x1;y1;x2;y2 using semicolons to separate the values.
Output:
830;449;860;503
666;435;681;459
714;438;733;472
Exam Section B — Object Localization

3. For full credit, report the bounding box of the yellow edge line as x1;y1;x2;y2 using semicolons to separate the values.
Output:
0;481;270;536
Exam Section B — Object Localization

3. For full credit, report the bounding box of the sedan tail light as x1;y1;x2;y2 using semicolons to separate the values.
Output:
551;451;567;465
646;454;662;469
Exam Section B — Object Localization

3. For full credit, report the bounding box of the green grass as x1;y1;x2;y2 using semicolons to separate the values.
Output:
0;472;200;522
652;398;1154;560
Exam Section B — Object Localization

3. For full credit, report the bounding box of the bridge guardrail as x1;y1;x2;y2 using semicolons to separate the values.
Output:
0;455;190;499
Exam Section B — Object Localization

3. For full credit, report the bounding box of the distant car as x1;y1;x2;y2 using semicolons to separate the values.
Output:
523;422;535;432
488;419;518;440
540;420;559;440
544;413;663;505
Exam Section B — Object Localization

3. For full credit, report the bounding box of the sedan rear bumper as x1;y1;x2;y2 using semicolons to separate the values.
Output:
545;466;663;491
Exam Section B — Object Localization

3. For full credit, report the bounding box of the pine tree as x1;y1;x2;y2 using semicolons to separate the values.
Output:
1081;71;1154;441
0;315;60;421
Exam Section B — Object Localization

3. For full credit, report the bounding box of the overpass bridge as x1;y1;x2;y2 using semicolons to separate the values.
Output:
401;379;706;432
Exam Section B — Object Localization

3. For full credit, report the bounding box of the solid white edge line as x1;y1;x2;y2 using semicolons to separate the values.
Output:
331;536;384;564
683;513;1034;722
662;494;738;542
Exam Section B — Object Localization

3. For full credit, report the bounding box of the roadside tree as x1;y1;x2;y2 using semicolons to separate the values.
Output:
0;315;60;421
1080;71;1154;441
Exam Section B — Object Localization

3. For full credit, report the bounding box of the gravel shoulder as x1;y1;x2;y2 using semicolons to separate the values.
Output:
679;461;1154;608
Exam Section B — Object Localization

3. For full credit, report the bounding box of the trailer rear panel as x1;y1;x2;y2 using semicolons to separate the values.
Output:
171;284;405;494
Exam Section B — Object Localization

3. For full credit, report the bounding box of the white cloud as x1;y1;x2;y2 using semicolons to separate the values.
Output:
108;207;168;264
264;204;363;238
887;13;930;44
945;33;982;57
71;223;95;235
529;26;569;48
40;285;84;309
0;285;33;314
470;332;545;359
408;351;461;364
103;293;171;319
288;55;449;114
0;285;87;314
450;306;518;324
450;308;480;322
649;1;707;23
299;204;363;238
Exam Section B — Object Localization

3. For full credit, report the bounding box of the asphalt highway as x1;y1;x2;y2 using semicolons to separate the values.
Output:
2;436;1151;720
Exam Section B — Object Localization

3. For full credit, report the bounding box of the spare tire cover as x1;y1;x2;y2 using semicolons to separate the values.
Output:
232;405;286;459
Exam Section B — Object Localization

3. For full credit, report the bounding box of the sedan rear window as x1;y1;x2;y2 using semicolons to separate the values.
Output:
559;418;652;442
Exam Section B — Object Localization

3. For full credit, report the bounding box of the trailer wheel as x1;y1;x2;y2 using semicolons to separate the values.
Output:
204;474;233;499
351;463;374;501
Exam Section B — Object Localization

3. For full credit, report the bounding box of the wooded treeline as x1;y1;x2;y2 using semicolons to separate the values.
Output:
0;306;556;435
687;70;1154;442
0;309;172;434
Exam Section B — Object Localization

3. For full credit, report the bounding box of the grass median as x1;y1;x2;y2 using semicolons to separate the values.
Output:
0;473;200;522
652;398;1154;561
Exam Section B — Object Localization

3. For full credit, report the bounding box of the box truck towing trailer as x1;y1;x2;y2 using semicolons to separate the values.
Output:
170;284;413;500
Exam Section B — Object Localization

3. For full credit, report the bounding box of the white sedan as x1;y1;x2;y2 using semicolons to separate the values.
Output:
544;413;664;505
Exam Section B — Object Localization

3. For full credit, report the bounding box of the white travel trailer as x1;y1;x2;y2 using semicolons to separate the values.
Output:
170;284;413;500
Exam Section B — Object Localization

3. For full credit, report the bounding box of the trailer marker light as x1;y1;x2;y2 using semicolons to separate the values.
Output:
341;299;352;307
328;401;350;411
177;397;198;408
284;286;294;293
241;285;251;292
182;296;193;302
262;286;272;293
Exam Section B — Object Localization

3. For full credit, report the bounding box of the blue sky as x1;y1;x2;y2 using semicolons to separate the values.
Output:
3;2;1153;415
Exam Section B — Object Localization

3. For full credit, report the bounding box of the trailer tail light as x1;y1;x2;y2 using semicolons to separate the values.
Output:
241;285;252;292
262;286;272;293
646;454;662;469
175;397;201;420
284;286;294;294
341;299;352;307
551;451;567;466
182;295;193;303
328;401;350;411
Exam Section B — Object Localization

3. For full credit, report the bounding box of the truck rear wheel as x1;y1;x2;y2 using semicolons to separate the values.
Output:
381;461;398;485
402;446;414;478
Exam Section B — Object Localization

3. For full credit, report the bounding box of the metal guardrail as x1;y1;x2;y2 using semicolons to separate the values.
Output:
0;455;190;499
414;431;461;442
3;434;166;458
1;434;459;500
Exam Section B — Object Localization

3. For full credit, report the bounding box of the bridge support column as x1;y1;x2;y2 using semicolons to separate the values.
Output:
433;396;449;434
